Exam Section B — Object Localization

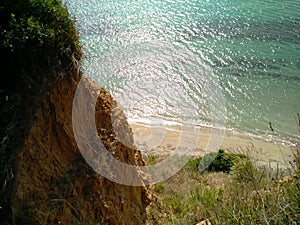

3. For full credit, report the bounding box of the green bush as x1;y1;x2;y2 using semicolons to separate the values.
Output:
229;155;260;182
189;149;246;173
0;0;82;92
147;149;300;225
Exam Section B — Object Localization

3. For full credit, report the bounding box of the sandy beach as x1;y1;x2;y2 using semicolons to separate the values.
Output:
130;122;298;171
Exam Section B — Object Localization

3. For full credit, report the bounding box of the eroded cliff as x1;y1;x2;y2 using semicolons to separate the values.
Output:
0;76;151;225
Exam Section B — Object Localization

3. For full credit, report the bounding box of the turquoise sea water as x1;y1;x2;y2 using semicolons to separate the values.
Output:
65;0;300;142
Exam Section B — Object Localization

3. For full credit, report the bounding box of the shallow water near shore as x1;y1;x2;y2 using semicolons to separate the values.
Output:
65;0;300;143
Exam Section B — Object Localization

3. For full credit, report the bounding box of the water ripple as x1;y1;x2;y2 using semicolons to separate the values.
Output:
65;0;300;139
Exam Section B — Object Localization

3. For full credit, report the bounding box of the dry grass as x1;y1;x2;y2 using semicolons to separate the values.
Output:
146;147;300;225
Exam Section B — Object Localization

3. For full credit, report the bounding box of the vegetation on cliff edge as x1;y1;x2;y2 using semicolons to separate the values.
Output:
0;1;82;223
0;0;82;92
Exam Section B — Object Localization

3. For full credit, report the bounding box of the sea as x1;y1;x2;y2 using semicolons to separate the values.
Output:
65;0;300;145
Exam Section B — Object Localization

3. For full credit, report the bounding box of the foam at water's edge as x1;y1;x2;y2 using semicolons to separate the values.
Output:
129;118;299;148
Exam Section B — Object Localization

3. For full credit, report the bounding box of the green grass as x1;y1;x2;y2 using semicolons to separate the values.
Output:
146;148;300;225
155;183;165;193
145;154;158;165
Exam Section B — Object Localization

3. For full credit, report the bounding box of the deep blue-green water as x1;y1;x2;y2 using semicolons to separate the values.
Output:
65;0;300;142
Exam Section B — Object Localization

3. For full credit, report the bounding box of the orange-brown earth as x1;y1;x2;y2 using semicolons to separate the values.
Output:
0;76;152;225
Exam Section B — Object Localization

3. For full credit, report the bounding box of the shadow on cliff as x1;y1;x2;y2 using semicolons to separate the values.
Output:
0;1;151;224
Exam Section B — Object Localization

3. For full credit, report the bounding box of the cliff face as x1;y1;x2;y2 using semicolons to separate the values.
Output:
1;76;150;225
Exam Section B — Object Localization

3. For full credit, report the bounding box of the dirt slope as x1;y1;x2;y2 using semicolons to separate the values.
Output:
0;76;151;225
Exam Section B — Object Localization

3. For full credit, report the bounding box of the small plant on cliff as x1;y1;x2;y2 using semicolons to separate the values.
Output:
156;183;165;193
146;154;158;165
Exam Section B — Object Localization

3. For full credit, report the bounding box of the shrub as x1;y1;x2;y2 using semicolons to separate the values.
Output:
0;0;82;92
189;149;246;173
147;148;300;225
229;155;261;182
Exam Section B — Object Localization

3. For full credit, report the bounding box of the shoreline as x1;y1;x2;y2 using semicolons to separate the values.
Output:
129;122;298;171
